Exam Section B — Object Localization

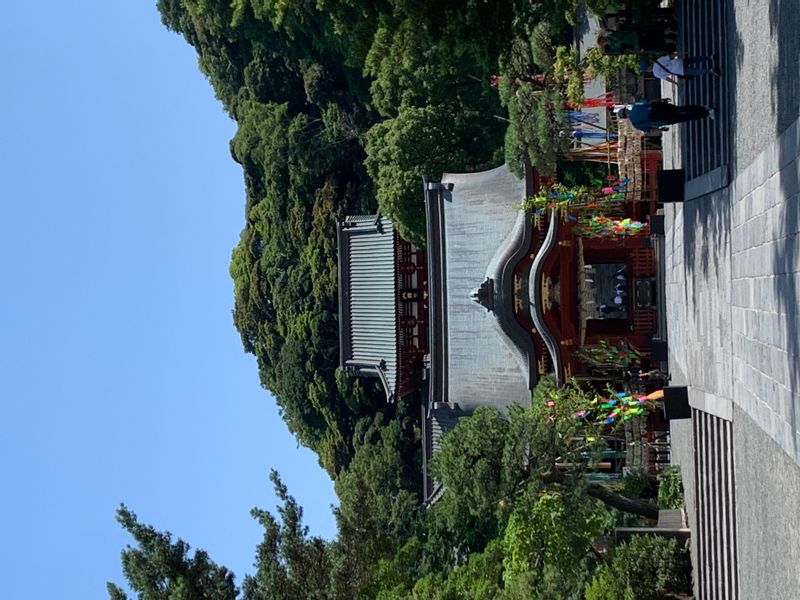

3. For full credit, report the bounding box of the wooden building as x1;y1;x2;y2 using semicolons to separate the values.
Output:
338;158;664;502
336;214;428;402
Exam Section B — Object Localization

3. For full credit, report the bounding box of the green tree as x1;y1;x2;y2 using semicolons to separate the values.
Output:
502;493;605;599
107;505;238;600
584;535;691;600
242;471;334;600
432;380;658;537
365;101;503;246
424;406;512;565
331;410;421;598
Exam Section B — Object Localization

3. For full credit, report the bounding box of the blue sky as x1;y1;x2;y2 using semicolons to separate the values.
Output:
0;2;337;597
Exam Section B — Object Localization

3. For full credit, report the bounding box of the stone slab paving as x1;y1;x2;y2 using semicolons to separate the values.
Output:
733;404;800;600
729;125;800;460
662;0;800;595
665;119;800;463
665;112;800;600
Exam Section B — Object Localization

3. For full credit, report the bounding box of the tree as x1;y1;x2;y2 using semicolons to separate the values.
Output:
584;535;692;600
365;101;504;246
242;471;333;600
501;493;606;599
330;410;421;598
432;379;658;533
504;380;660;519
498;78;570;176
107;505;238;600
427;405;511;553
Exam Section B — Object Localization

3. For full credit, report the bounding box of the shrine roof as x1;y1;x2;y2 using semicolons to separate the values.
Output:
425;164;537;414
337;214;398;401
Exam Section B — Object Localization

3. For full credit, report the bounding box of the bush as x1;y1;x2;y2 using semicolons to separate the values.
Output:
623;468;658;501
582;46;642;85
657;466;685;509
529;23;555;71
557;159;610;188
584;535;692;599
585;563;633;600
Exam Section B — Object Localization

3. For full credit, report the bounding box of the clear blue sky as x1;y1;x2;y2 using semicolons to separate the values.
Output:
0;2;338;597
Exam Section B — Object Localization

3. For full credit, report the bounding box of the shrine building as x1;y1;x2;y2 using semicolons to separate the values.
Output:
337;157;663;502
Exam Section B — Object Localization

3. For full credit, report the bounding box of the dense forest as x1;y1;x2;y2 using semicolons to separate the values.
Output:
156;0;590;478
109;1;690;598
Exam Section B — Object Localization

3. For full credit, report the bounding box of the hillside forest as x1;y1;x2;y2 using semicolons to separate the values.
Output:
109;1;690;599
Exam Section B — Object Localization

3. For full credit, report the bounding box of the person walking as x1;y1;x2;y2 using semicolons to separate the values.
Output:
620;99;714;132
650;54;718;85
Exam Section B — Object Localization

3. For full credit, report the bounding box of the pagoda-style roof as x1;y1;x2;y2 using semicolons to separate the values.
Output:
337;215;398;401
424;165;538;415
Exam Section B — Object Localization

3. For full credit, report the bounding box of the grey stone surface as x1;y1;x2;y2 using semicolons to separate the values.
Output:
664;359;699;594
733;405;800;600
664;19;800;463
662;0;800;594
664;120;800;464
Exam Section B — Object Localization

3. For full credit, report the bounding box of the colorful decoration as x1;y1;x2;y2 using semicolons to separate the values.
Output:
573;340;641;369
541;385;661;430
574;215;648;238
576;390;658;426
526;181;626;217
565;91;616;109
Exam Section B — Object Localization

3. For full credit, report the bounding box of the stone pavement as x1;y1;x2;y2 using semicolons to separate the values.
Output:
660;0;800;597
665;121;800;462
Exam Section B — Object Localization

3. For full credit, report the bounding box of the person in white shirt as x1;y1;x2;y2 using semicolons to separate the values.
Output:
650;54;718;85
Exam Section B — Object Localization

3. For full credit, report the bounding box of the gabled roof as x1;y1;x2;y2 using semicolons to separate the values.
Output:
424;165;537;415
337;214;398;401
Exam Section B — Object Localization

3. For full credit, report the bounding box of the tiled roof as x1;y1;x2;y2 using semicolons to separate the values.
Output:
425;165;536;415
337;215;398;401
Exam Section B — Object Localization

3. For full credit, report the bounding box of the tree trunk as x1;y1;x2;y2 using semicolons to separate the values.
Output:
541;465;659;519
586;481;659;519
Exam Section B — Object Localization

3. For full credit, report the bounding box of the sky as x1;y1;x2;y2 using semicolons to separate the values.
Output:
0;2;338;597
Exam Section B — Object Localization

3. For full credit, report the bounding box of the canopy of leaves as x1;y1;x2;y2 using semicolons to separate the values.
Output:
157;0;522;474
330;407;422;595
242;471;334;600
584;535;692;600
107;505;238;600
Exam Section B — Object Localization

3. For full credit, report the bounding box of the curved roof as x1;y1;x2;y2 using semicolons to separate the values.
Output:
528;209;564;385
425;165;536;413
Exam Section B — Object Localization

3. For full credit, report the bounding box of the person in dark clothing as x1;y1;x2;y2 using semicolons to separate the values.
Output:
598;24;677;55
620;100;714;132
598;304;624;316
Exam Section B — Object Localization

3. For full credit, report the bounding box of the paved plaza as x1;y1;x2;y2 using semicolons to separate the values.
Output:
661;0;800;597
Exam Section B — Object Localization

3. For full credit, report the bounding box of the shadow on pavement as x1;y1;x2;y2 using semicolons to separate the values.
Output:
769;0;800;438
676;0;733;309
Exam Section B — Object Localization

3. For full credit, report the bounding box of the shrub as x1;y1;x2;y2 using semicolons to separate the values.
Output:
623;468;658;501
584;535;692;599
657;466;685;509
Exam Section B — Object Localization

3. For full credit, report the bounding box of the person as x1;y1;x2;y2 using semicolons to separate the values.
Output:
598;24;676;55
620;99;714;132
598;304;624;316
650;54;718;84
